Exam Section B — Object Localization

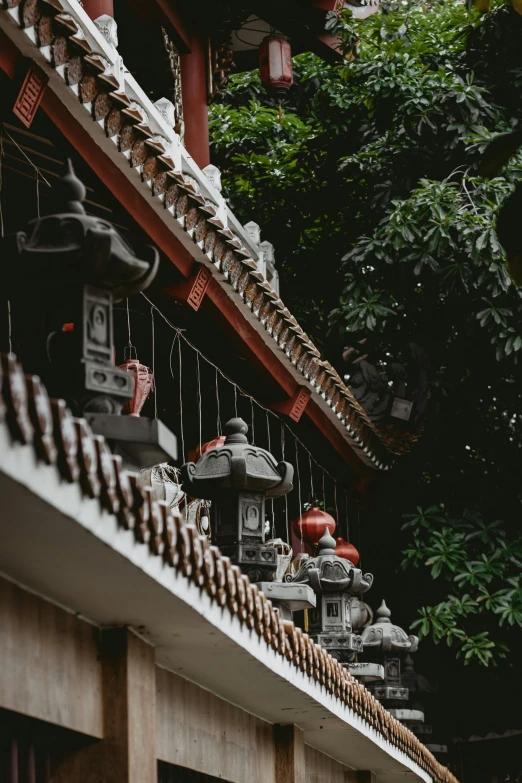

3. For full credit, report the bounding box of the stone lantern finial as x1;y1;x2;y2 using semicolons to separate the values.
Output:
375;599;392;622
318;527;336;555
55;159;86;214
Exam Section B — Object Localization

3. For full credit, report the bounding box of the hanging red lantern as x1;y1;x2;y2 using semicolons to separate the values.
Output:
259;34;293;95
292;507;336;546
119;356;154;416
335;537;360;566
197;435;226;460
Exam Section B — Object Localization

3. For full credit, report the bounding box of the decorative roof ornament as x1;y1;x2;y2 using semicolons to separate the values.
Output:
94;14;118;48
203;164;222;193
154;97;176;128
361;600;419;655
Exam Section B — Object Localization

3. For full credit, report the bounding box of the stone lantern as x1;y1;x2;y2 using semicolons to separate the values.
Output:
2;160;178;472
361;600;423;723
287;528;374;663
3;160;158;416
180;417;294;582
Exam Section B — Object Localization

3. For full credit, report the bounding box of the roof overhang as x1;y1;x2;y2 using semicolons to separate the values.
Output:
0;1;394;473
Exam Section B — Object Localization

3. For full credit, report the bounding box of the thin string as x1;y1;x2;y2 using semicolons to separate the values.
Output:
126;299;132;349
281;421;289;544
141;292;347;496
250;397;255;443
0;132;4;238
151;307;157;418
178;335;186;462
308;451;314;503
295;440;303;550
266;411;275;537
215;367;222;436
345;489;350;542
322;470;326;511
334;481;339;527
36;169;40;218
196;352;202;455
7;299;12;354
1;127;51;187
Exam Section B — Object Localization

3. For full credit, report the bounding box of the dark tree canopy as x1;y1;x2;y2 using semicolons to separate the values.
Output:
210;0;522;740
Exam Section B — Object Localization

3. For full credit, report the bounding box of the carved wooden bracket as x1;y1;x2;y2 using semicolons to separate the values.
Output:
271;386;312;423
163;264;212;311
13;61;48;128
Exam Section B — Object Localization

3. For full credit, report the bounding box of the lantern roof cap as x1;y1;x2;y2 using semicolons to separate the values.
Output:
361;600;419;656
56;159;87;215
181;417;294;500
288;527;373;596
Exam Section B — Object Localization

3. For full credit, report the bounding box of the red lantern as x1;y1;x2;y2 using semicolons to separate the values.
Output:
335;537;360;566
197;435;226;460
292;507;336;546
259;34;293;94
119;357;154;417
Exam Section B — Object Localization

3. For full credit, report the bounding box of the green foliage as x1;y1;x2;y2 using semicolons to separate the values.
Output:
209;0;522;684
403;506;521;665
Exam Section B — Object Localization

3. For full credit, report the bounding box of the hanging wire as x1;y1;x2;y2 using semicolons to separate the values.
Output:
334;481;339;526
196;352;202;455
177;334;186;462
7;299;12;354
266;410;275;538
141;292;347;500
215;367;222;436
250;397;255;444
308;451;314;503
0;131;4;239
151;306;158;418
322;470;326;511
295;440;304;550
281;420;289;544
35;169;40;219
345;489;350;542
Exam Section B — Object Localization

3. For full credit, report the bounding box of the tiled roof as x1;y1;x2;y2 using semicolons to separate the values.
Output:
0;351;458;783
0;0;407;471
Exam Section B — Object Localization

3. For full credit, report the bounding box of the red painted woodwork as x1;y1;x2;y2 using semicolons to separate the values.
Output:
180;32;210;169
81;0;114;19
0;26;371;477
259;35;293;92
270;385;311;422
187;265;212;311
293;507;336;546
13;62;48;129
289;387;311;422
162;263;212;311
335;537;360;565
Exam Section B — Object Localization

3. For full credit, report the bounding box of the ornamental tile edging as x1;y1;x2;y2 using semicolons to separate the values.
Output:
0;351;458;783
